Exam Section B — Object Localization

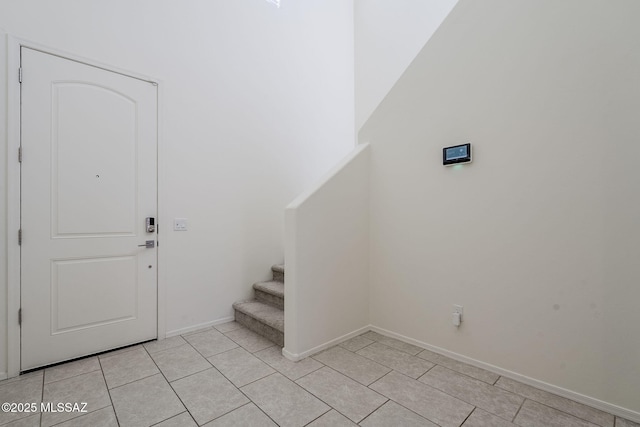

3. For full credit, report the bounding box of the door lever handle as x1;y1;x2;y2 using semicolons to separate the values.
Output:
138;240;155;248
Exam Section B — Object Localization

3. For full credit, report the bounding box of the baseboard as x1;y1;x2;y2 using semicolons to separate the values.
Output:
370;325;640;424
0;372;7;381
166;316;235;338
282;325;371;362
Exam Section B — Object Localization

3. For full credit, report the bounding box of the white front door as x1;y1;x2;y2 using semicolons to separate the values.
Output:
20;47;158;370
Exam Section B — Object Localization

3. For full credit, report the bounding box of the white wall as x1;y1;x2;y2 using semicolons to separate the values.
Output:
284;144;370;359
360;0;640;416
0;0;354;375
354;0;457;130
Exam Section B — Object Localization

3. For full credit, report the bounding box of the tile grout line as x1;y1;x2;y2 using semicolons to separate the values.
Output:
286;361;326;383
97;357;121;427
294;365;389;425
519;398;612;427
494;380;614;427
142;341;196;426
300;407;333;427
353;347;434;379
44;375;113;426
178;329;276;390
511;396;526;423
173;330;279;426
39;367;45;427
365;368;462;426
147;410;192;427
459;407;478;427
233;371;282;426
411;366;521;424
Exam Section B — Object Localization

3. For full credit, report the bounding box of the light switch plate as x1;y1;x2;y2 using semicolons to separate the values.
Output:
174;218;188;231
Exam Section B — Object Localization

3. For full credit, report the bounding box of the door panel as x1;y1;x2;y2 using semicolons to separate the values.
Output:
52;256;137;333
21;47;158;370
53;82;137;236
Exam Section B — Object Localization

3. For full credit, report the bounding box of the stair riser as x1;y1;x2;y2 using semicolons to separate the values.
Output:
235;310;284;347
272;270;284;283
255;289;284;310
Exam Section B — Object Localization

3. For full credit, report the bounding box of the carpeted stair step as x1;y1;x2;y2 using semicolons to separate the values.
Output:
254;281;284;310
272;264;285;283
233;299;284;347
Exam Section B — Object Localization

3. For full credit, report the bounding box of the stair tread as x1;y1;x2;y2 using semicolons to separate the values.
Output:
233;299;284;332
253;281;284;298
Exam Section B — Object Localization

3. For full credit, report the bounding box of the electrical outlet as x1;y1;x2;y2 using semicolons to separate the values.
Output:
453;304;463;320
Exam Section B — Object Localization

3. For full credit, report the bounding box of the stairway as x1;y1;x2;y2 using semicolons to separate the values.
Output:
232;264;285;347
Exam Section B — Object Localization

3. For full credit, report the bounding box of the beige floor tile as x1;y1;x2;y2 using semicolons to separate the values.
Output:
361;331;424;355
224;328;275;353
357;342;434;379
419;365;523;420
100;347;159;389
203;403;277;426
496;377;614;427
339;335;374;352
184;329;238;357
462;408;517;427
2;414;41;427
369;371;473;427
150;344;211;382
41;370;111;427
360;401;438;427
154;411;198;427
208;347;275;387
143;335;187;354
0;374;43;425
98;344;142;360
44;356;101;384
417;349;499;384
514;400;601;427
307;410;358;426
616;418;640;427
241;373;330;427
312;346;391;385
171;368;249;425
297;367;387;423
214;321;245;333
254;346;323;380
0;370;43;387
110;374;185;427
181;326;214;337
53;406;118;427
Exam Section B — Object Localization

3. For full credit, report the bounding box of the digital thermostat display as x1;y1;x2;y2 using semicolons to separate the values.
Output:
443;143;472;166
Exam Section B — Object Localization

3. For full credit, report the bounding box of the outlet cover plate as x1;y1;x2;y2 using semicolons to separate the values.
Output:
453;304;463;318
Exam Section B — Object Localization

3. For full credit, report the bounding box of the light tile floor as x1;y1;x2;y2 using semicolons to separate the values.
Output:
1;323;638;427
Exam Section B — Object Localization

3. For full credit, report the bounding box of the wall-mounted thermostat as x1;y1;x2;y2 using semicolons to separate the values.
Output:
443;143;472;166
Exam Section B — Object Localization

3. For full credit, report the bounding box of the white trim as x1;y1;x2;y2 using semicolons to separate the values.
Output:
155;74;167;342
165;316;235;338
282;325;370;362
369;325;640;424
7;35;22;379
6;35;164;376
0;372;7;381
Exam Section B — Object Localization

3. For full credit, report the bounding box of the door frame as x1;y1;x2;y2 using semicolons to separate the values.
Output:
6;35;168;378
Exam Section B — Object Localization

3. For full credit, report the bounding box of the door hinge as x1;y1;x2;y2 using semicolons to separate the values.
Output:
18;67;22;84
18;308;22;326
18;229;22;245
18;147;22;163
